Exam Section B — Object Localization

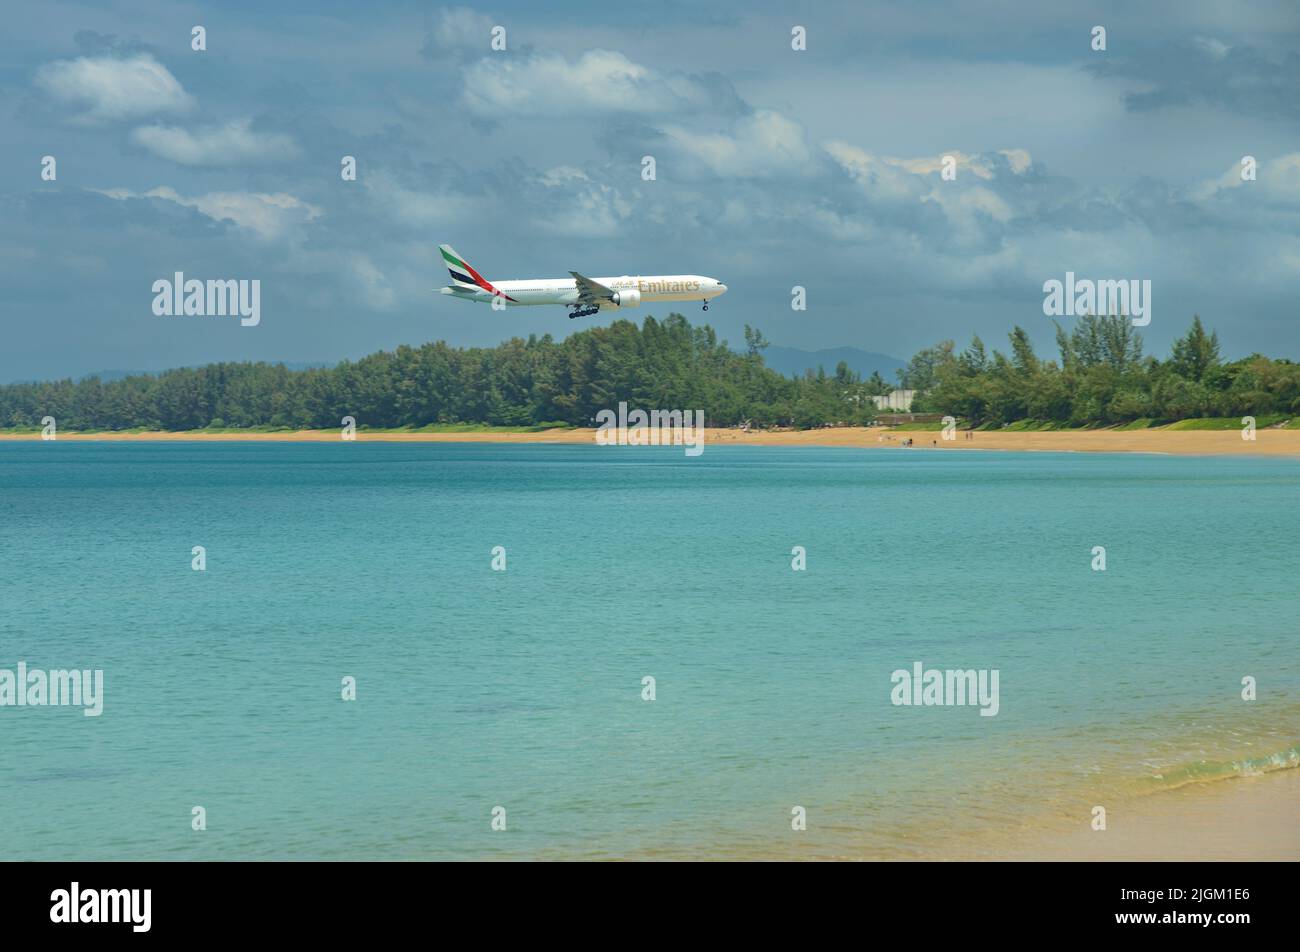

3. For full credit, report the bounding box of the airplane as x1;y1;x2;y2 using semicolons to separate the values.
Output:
438;244;727;319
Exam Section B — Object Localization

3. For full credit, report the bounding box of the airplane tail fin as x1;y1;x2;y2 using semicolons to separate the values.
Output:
440;244;487;290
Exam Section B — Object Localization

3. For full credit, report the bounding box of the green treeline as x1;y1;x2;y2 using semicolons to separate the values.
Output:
0;315;876;430
904;315;1300;425
1;312;1295;431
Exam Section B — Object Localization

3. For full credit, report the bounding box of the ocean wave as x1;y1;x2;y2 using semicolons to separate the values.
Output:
1143;743;1300;791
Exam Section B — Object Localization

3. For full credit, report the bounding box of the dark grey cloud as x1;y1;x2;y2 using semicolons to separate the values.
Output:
1094;42;1300;121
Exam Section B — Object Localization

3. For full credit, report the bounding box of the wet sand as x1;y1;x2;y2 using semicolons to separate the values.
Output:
981;768;1300;861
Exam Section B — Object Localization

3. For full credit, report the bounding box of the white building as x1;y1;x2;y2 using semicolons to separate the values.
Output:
870;389;915;412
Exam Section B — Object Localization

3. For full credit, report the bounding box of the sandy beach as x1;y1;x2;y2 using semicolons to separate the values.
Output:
3;425;1298;457
984;767;1300;861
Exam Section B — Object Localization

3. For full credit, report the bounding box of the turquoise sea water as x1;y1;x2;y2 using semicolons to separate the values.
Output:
1;441;1297;860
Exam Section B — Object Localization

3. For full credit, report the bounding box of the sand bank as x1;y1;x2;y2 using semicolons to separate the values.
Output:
3;426;1298;457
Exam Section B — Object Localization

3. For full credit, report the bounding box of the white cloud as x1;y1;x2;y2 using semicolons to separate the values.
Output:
347;254;396;309
366;162;634;238
462;49;732;116
1263;153;1300;196
890;149;1033;180
1193;36;1231;59
130;119;299;166
819;142;1036;257
1190;153;1300;206
362;171;483;227
534;166;630;236
663;110;813;177
423;6;496;61
824;141;929;200
35;54;193;123
1000;149;1033;175
824;144;1033;222
98;186;321;240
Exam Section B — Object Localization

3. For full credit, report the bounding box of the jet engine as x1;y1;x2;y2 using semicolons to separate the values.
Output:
608;288;641;308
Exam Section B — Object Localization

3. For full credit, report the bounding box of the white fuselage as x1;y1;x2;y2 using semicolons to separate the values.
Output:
445;275;727;308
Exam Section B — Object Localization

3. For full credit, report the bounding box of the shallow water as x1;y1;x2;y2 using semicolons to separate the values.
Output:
1;441;1296;859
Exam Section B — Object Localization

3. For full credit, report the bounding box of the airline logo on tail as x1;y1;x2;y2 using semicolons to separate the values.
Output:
440;245;516;302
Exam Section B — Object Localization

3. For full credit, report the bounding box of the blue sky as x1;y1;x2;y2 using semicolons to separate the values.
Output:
2;0;1298;381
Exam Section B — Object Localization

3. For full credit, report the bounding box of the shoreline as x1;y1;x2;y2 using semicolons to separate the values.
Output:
977;764;1300;861
3;425;1299;457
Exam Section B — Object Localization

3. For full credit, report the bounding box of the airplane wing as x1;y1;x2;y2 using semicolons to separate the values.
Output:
569;271;616;306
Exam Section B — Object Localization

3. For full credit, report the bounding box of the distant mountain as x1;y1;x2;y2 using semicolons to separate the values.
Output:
758;345;905;381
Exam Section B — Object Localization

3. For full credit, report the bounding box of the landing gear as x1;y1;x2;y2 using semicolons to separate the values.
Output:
568;304;600;319
702;300;709;311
